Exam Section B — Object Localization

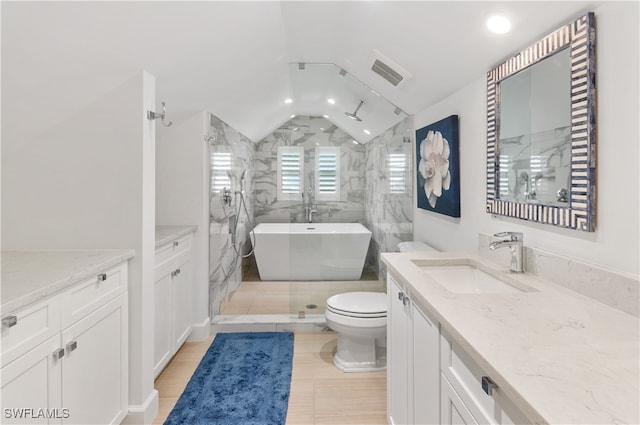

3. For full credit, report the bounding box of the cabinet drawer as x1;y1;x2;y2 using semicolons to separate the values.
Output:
61;263;127;329
155;234;192;267
441;332;496;424
1;297;61;367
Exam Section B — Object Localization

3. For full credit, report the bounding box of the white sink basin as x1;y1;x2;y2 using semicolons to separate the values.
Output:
418;264;524;294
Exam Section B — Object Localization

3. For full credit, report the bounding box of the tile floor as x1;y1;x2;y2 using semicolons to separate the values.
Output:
153;332;387;425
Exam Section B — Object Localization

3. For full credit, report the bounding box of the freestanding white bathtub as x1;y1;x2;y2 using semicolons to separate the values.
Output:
252;223;372;281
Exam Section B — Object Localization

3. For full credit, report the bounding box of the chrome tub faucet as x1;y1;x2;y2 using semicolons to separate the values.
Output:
489;232;524;273
302;190;317;223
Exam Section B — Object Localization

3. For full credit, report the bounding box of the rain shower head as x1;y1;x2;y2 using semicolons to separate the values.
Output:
345;100;364;122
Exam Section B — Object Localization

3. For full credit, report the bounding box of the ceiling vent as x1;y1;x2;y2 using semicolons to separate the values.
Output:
369;49;411;88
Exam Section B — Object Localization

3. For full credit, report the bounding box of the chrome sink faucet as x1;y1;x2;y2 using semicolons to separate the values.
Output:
489;232;524;273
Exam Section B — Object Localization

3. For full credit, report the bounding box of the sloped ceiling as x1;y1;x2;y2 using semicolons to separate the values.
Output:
2;1;599;150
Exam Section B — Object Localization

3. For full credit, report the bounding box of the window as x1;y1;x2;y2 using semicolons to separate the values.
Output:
315;146;340;201
388;152;408;194
211;151;232;193
277;146;304;200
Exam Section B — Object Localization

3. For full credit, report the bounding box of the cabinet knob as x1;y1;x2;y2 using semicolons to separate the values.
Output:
2;315;18;328
482;376;497;396
97;273;107;282
175;268;181;275
402;295;409;306
173;241;179;247
66;341;78;353
398;292;404;301
52;348;65;361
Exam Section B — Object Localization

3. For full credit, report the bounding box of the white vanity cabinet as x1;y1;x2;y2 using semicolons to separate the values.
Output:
0;262;129;425
440;329;529;425
153;232;193;377
387;274;440;425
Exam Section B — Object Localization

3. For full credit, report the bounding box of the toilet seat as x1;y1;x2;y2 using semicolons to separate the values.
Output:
326;292;387;318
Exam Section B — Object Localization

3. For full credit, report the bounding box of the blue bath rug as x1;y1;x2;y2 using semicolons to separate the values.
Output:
164;332;294;425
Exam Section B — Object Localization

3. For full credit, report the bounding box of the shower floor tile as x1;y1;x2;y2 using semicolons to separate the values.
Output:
220;279;385;316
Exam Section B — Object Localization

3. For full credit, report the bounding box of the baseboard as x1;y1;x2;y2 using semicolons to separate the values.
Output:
123;389;158;425
187;316;212;341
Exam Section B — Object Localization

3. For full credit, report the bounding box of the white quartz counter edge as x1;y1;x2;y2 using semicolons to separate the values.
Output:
1;249;135;314
381;251;639;425
155;225;197;248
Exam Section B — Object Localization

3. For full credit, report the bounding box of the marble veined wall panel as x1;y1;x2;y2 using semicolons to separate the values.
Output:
207;114;255;316
364;117;414;279
254;116;366;224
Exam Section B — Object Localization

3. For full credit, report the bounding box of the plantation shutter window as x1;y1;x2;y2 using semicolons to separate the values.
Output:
211;151;232;193
277;146;304;200
388;153;408;194
315;146;340;201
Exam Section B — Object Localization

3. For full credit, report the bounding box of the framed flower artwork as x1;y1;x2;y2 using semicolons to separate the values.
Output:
416;115;460;217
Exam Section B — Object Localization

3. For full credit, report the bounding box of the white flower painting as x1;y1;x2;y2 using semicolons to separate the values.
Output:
418;130;451;208
416;115;460;217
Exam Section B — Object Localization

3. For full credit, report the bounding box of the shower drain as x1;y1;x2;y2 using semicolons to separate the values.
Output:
298;304;319;319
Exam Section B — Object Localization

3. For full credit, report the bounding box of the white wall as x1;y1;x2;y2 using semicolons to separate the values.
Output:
413;2;639;277
156;112;210;336
2;71;158;421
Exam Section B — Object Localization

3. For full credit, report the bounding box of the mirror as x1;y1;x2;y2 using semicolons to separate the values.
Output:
486;12;596;231
499;48;571;205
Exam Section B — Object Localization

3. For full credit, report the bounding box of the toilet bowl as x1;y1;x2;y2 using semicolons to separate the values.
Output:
325;292;387;372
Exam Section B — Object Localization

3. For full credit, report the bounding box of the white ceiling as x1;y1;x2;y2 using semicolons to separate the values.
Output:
2;1;600;149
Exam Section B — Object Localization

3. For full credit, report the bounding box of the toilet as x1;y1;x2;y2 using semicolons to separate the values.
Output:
325;240;438;372
325;292;387;372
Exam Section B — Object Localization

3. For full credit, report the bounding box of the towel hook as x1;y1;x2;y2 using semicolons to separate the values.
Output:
147;102;173;127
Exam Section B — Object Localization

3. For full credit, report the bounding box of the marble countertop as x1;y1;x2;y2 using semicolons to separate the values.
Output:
1;250;135;315
381;251;639;425
155;225;197;248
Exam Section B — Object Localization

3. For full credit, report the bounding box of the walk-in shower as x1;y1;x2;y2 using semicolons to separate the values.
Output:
207;63;412;329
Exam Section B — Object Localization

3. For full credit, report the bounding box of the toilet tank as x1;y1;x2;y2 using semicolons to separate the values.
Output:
396;241;438;252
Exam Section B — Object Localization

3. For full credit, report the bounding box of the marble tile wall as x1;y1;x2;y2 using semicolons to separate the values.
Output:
364;117;414;279
207;113;256;317
478;233;640;317
254;116;366;224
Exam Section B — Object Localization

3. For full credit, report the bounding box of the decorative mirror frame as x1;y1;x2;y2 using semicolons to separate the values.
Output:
486;12;596;232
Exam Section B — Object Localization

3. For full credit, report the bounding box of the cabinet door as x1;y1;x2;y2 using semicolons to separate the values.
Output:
171;254;192;351
441;374;479;425
61;294;127;425
412;304;440;425
388;276;410;425
0;335;63;424
154;262;173;377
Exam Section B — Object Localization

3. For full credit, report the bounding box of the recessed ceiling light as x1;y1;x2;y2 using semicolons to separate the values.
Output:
487;15;511;34
323;114;329;119
290;114;296;118
352;140;360;145
292;127;298;131
319;127;325;131
364;129;371;135
284;98;293;104
327;98;336;105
